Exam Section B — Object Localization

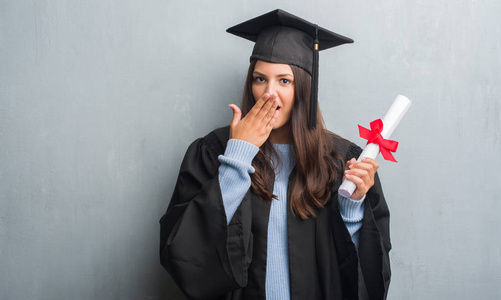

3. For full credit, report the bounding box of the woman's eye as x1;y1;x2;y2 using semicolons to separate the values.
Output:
254;77;266;83
280;79;291;84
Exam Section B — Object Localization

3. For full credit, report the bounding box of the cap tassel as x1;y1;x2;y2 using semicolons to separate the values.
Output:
309;25;319;130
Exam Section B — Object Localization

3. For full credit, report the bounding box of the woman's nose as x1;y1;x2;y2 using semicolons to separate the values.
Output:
265;82;275;95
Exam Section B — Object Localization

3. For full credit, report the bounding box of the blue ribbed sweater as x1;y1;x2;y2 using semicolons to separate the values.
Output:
218;139;364;300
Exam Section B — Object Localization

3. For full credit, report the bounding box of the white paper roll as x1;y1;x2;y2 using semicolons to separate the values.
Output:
338;95;412;198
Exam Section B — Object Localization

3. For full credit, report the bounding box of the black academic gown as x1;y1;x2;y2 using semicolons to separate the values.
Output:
160;126;391;300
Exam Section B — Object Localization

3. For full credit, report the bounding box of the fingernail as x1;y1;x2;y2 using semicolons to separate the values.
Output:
349;165;353;169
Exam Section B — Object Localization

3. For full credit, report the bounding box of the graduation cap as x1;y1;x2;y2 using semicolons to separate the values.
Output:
227;9;354;129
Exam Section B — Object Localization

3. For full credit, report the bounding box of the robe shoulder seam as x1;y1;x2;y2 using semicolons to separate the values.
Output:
202;126;230;158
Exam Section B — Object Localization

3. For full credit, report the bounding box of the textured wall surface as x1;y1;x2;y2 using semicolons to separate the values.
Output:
1;1;500;299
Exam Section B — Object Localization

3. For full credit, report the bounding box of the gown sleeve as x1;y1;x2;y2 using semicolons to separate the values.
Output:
358;172;392;299
159;133;253;300
341;140;392;299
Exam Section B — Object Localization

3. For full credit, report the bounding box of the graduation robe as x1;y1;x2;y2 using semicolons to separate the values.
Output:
160;126;391;300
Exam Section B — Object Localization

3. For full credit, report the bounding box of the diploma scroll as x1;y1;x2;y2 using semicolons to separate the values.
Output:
338;95;412;198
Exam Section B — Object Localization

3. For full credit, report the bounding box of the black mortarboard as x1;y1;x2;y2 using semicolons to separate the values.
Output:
227;9;354;129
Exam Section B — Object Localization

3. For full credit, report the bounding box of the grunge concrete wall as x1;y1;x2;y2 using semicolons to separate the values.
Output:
1;1;500;299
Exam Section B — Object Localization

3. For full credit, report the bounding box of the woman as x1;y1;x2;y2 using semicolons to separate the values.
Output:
160;9;391;300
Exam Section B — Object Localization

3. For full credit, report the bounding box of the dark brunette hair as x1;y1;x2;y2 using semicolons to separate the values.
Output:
241;60;344;219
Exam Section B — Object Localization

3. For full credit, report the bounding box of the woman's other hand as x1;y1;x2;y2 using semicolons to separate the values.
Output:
344;157;379;200
229;93;279;148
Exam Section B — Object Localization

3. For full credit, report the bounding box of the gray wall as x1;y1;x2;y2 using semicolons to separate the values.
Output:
1;1;500;299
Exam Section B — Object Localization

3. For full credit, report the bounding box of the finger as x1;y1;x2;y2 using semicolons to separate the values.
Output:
256;94;276;123
259;96;278;125
351;160;378;178
266;95;279;114
229;104;242;127
247;93;271;118
345;173;366;192
361;157;379;170
350;162;375;172
346;158;356;170
345;168;370;180
346;167;375;188
265;107;280;130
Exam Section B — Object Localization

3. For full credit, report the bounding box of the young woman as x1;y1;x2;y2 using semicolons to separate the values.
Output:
160;9;391;300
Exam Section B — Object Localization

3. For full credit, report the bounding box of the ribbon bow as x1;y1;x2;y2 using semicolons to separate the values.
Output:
358;119;399;162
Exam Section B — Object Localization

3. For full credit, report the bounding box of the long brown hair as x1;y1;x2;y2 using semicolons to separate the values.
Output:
241;60;344;219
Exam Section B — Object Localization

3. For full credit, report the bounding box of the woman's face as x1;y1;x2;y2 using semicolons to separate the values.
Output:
252;60;295;130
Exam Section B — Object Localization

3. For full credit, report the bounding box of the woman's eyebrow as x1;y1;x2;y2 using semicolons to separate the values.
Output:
252;71;266;77
253;71;293;77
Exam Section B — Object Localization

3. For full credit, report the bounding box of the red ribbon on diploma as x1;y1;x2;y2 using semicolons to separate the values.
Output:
358;119;399;162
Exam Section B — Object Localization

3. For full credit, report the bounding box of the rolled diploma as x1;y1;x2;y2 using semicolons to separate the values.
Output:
338;95;412;198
